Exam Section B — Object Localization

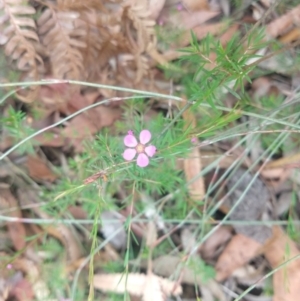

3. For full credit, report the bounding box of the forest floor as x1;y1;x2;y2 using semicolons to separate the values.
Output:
1;1;300;301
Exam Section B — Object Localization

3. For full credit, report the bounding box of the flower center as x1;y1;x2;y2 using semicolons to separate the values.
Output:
136;143;145;154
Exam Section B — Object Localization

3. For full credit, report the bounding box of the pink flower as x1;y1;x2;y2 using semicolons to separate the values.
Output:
176;3;183;11
158;19;164;26
191;137;197;144
123;130;156;167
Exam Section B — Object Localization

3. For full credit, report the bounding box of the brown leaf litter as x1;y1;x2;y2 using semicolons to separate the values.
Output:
0;188;26;251
16;188;83;263
182;99;205;202
94;273;182;299
214;168;300;301
1;1;300;301
25;155;58;183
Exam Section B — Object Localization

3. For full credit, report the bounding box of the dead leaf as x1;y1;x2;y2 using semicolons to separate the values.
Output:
143;273;164;301
0;135;14;152
0;188;26;251
10;257;52;301
215;234;262;281
67;91;97;113
182;0;209;11
200;226;233;259
210;0;230;16
263;226;300;301
68;206;88;220
219;23;240;44
9;277;34;301
182;100;205;201
266;4;300;38
151;255;225;301
260;167;287;179
223;169;272;243
25;155;58;182
181;228;196;253
62;106;121;152
17;188;83;262
183;147;205;201
43;225;83;263
280;28;300;43
148;0;166;19
93;273;182;297
0;278;9;301
180;10;220;29
34;132;66;148
39;83;69;110
101;211;127;250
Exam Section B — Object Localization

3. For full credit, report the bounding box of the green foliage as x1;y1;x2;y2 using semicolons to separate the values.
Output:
178;29;268;107
1;106;35;154
286;191;300;241
187;257;216;283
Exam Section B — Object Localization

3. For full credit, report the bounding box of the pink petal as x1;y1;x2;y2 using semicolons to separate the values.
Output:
137;153;149;167
139;130;151;144
176;4;183;11
124;134;138;147
123;148;137;161
145;145;156;157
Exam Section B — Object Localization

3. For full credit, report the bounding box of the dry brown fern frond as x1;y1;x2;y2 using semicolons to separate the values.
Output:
37;7;86;80
56;0;104;11
79;8;123;81
56;0;122;11
122;1;157;82
0;0;43;102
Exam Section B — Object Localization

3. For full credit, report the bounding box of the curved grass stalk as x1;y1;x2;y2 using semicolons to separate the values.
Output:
0;79;183;102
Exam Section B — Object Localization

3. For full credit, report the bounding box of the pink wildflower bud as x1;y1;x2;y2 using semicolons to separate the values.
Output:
176;4;183;11
191;137;197;144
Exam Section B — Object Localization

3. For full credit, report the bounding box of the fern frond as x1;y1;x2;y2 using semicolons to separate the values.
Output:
0;0;43;102
79;9;121;81
56;0;116;11
122;1;157;82
37;7;86;80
